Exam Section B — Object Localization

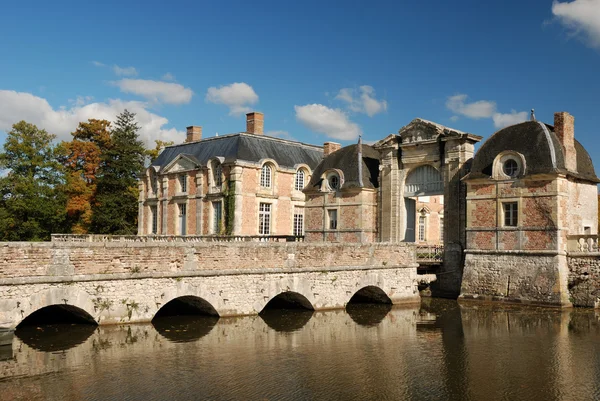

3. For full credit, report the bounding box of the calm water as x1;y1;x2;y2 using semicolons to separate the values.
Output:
1;299;600;401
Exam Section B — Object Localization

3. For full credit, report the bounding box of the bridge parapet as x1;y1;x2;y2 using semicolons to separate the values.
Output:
0;240;417;282
51;234;305;243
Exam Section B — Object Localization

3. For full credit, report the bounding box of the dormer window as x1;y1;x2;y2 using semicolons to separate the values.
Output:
260;164;272;188
503;159;519;178
213;162;223;187
493;152;525;180
328;173;339;190
294;169;305;191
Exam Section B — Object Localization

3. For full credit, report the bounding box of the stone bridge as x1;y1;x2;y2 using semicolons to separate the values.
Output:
0;238;426;330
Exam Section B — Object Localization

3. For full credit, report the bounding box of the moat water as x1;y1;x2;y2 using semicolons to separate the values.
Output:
1;299;600;401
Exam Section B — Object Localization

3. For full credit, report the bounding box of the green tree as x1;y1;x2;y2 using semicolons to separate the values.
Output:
91;110;145;234
0;121;67;240
145;139;174;161
59;119;112;233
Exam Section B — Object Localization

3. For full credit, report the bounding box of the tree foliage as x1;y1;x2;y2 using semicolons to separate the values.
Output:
60;119;112;233
145;139;174;161
0;121;67;241
91;110;146;234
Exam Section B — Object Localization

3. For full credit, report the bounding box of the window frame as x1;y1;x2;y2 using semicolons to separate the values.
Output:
178;203;187;235
150;204;158;234
212;200;223;234
260;164;272;188
418;215;426;241
179;174;188;193
258;202;272;235
293;207;304;236
327;209;338;230
213;163;223;187
503;201;518;227
294;169;305;191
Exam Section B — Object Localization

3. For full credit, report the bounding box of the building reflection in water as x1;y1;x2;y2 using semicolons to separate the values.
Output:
1;300;600;400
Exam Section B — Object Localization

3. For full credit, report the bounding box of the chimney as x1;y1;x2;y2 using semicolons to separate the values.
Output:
554;112;577;172
185;126;202;143
246;112;264;135
323;142;341;157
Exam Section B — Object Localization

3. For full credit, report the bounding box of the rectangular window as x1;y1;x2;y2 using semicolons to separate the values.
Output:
150;205;158;234
293;207;304;236
213;201;222;234
439;217;444;242
259;203;271;235
504;202;518;227
328;209;338;230
179;203;187;235
418;216;426;241
179;174;187;193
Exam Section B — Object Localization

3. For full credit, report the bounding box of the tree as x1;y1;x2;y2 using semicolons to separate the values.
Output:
145;139;174;161
0;121;66;240
91;110;145;234
60;119;112;233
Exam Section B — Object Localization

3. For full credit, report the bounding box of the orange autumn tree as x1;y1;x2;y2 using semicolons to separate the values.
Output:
60;119;112;233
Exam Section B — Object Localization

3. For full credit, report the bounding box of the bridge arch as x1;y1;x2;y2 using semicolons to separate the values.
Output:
347;285;393;305
260;291;315;312
15;287;98;328
154;295;219;319
255;276;316;312
156;285;221;319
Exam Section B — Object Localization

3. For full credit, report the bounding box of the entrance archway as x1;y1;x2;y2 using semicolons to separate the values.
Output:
404;165;443;243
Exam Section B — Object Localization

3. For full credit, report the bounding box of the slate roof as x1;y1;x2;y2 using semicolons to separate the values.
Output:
306;144;381;190
467;121;598;182
151;133;324;171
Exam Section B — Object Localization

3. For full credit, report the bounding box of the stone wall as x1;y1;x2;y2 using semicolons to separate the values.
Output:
567;254;600;307
461;252;571;306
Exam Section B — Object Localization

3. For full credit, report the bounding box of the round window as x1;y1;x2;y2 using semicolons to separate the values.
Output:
503;159;519;178
328;174;339;190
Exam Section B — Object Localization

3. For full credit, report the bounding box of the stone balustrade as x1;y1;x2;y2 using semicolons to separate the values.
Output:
51;234;305;243
567;235;599;253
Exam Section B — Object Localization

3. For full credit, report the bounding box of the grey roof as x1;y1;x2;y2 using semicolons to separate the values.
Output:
306;144;381;190
467;121;598;182
151;133;324;171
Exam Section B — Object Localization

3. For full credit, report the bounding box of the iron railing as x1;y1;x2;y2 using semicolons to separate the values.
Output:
416;245;444;263
51;234;305;243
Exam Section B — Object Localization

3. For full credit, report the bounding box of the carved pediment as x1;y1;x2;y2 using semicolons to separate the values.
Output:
162;154;200;174
399;120;442;144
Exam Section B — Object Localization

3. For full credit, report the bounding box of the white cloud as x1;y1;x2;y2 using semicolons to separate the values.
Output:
446;93;528;129
92;61;105;67
265;130;295;141
446;94;496;119
294;104;361;140
552;0;600;48
205;82;259;116
162;72;175;81
0;90;184;146
335;85;387;117
114;79;193;105
492;111;529;129
112;65;138;77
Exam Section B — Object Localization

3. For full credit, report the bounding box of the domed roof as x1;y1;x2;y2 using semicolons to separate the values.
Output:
305;144;381;190
468;121;598;182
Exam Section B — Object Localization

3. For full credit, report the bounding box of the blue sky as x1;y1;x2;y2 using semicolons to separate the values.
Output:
0;0;599;168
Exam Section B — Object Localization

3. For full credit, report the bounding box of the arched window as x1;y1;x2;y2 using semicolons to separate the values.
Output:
328;173;339;190
294;169;305;191
260;164;272;188
213;162;223;187
503;159;518;178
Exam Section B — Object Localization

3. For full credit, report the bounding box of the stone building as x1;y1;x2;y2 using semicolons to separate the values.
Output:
460;112;599;305
138;112;323;236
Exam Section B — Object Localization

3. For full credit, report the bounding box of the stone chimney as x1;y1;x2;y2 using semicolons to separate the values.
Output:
554;112;577;172
323;142;341;157
246;112;264;135
185;126;202;143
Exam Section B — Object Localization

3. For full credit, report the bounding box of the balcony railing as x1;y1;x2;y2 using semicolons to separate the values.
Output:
51;234;305;243
416;245;444;263
567;235;599;253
